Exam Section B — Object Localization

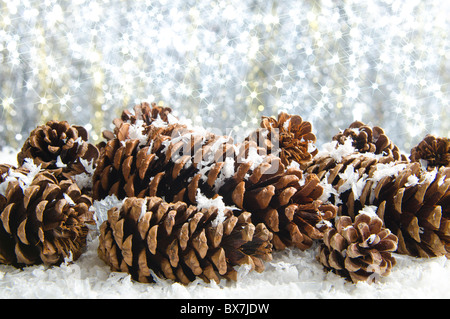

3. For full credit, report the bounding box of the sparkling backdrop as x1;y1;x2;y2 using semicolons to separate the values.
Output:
0;0;449;153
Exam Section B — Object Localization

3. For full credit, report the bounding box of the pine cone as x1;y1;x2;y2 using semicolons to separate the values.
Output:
93;118;337;251
318;211;398;283
98;196;273;284
17;120;99;177
332;121;407;161
102;102;175;142
378;166;450;257
305;150;398;217
410;134;450;170
0;166;94;266
246;112;318;168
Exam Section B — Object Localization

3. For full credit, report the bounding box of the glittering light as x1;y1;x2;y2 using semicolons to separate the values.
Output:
0;0;448;151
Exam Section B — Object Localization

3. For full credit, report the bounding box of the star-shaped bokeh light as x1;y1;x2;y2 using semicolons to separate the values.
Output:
0;0;448;153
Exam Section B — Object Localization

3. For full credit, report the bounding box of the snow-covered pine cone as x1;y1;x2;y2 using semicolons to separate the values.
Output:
246;112;318;168
102;102;175;142
17;120;99;178
318;211;398;283
0;164;94;266
98;196;273;284
332;121;407;161
410;134;450;170
305;149;400;218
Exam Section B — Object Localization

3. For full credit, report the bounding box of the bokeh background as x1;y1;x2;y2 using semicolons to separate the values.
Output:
0;0;448;153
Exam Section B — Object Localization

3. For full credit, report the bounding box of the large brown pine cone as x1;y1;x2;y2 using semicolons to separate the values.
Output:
410;134;450;170
98;196;273;284
305;151;399;217
93;119;337;251
378;166;450;257
17;120;99;178
332;121;407;161
318;211;398;283
0;166;94;267
246;112;318;168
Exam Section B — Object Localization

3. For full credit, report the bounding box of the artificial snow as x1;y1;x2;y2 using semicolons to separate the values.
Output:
337;165;367;200
90;194;124;230
1;150;450;299
315;138;356;163
357;205;380;219
240;146;265;170
127;120;148;146
213;156;235;191
0;158;42;194
195;189;236;227
56;155;67;168
0;235;449;299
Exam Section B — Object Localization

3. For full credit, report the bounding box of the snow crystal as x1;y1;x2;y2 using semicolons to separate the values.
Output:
63;193;76;206
286;160;300;170
195;189;236;227
438;175;446;187
71;158;97;190
405;174;419;187
72;173;93;190
90;195;124;230
315;220;332;229
282;118;291;131
213;157;235;191
80;158;96;174
0;158;42;195
151;114;169;128
147;140;154;155
138;199;148;222
337;165;368;200
307;141;317;154
369;162;407;183
0;178;12;196
421;168;438;185
318;173;341;205
167;113;179;125
367;234;377;245
55;155;67;168
127;120;148;146
357;205;379;219
315;138;356;162
419;159;429;170
209;136;232;157
240;146;265;170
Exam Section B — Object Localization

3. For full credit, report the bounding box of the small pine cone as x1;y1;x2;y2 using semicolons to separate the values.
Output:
333;121;407;161
0;167;94;266
17;120;99;176
98;197;273;284
246;112;318;168
318;212;398;283
102;102;175;142
410;134;450;170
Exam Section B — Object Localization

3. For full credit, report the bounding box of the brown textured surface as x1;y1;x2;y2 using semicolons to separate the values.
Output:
98;196;273;284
